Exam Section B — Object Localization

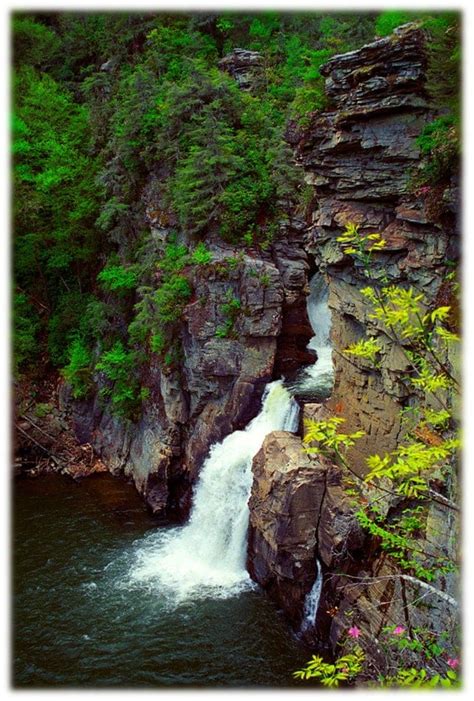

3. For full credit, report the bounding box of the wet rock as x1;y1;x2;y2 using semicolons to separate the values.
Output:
247;431;327;625
273;220;315;378
247;425;367;630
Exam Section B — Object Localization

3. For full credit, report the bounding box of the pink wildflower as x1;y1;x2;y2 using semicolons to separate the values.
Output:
447;658;460;669
348;626;361;639
393;626;406;636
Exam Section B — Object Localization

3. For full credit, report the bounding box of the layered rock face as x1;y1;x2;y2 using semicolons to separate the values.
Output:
247;404;365;633
247;24;460;657
295;23;459;474
247;430;326;624
64;216;314;518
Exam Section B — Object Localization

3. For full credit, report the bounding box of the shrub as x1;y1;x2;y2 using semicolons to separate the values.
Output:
13;292;40;373
215;291;241;338
154;274;192;324
33;402;53;418
95;341;142;418
12;16;61;69
62;337;93;399
290;49;332;123
415;116;459;185
150;331;166;354
424;13;460;114
98;264;138;292
190;242;212;265
157;242;189;273
375;11;414;36
47;292;95;366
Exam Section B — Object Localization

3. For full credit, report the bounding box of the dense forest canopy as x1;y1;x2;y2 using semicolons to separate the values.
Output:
12;10;460;418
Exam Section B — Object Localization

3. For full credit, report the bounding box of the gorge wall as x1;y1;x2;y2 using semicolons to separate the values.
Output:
62;214;314;518
58;49;318;521
295;23;459;474
246;23;460;660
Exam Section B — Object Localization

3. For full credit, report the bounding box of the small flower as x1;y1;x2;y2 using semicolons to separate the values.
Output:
447;658;460;669
348;626;361;639
393;626;406;636
418;185;431;195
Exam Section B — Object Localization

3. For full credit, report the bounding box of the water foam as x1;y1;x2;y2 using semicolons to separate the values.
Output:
129;381;299;603
301;559;323;632
294;273;334;399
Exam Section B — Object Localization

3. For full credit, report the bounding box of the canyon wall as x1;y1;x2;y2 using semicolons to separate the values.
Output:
295;23;459;474
247;24;460;659
62;215;314;518
59;48;317;520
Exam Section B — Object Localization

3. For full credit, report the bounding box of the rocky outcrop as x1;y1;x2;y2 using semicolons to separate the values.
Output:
218;48;263;90
295;23;460;475
247;430;326;624
63;216;314;518
247;405;365;629
248;409;459;663
247;23;460;662
247;419;367;625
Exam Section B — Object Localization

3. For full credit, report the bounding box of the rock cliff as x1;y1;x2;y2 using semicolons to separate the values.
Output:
56;23;459;662
247;23;460;661
63;216;314;518
218;48;264;90
295;23;459;475
56;44;315;519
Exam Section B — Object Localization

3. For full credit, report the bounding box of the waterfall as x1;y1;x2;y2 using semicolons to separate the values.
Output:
301;559;323;631
130;380;299;602
293;273;334;399
129;275;333;610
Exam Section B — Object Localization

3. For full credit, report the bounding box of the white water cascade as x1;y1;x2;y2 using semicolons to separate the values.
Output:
130;380;299;603
301;559;323;632
294;273;335;399
295;273;333;631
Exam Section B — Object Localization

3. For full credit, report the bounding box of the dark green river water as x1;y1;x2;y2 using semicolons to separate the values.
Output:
13;474;310;688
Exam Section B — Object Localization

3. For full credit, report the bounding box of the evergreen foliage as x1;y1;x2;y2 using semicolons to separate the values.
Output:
12;10;460;425
95;341;144;419
61;337;93;399
375;11;413;36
